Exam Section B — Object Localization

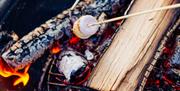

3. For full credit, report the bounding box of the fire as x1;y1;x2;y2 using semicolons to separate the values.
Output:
13;64;30;86
0;57;30;86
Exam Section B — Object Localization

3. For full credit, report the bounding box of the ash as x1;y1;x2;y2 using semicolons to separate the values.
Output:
57;51;87;81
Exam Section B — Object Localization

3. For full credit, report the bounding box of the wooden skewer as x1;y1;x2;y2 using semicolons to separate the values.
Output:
89;3;180;26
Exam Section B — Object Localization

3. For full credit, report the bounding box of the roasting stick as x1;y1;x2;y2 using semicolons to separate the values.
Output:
73;3;180;39
89;3;180;26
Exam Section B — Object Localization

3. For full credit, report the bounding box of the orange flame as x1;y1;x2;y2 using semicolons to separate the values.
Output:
0;57;30;86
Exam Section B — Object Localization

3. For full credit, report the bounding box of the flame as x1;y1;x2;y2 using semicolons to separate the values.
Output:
0;57;30;86
13;65;30;86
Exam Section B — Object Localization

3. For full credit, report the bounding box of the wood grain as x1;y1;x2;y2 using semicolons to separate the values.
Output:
87;0;180;90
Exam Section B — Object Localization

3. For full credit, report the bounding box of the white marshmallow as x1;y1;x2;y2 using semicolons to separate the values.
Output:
79;15;99;36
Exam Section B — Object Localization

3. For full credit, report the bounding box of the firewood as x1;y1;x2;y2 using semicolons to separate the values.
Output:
87;0;180;90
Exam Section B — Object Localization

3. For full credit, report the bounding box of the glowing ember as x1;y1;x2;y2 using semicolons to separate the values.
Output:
69;36;80;44
51;42;61;54
144;26;180;90
0;57;30;86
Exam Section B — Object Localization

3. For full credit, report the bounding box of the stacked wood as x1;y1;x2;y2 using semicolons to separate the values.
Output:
87;0;180;90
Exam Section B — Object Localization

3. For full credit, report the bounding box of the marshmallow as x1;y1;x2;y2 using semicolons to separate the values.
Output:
73;15;99;39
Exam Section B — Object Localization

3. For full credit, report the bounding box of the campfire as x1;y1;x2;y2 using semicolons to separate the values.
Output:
0;0;179;90
0;0;133;90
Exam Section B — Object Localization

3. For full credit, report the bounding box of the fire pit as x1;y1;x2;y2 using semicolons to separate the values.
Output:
0;0;133;90
0;0;179;90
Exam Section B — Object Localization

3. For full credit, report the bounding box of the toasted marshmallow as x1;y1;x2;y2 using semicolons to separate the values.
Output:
73;15;99;39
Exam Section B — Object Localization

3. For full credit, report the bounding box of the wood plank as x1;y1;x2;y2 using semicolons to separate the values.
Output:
87;0;180;90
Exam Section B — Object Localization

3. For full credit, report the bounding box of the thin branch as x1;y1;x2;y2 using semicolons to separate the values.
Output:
49;72;63;76
48;82;66;87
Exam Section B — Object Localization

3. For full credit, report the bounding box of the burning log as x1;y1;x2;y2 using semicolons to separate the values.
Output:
1;0;132;71
87;0;180;90
0;32;30;87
